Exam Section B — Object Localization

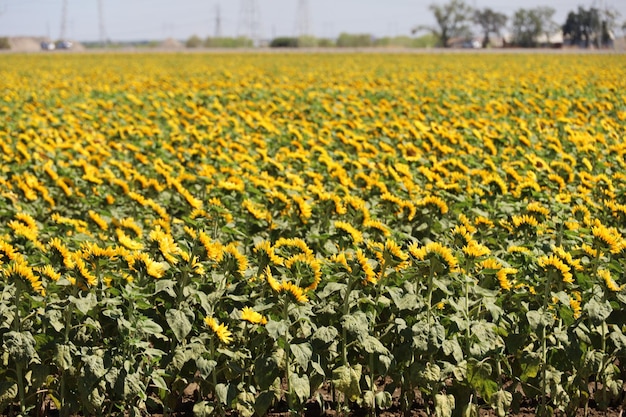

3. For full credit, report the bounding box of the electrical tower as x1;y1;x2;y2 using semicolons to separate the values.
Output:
214;2;222;38
59;0;68;40
237;0;261;46
98;0;107;46
294;0;312;37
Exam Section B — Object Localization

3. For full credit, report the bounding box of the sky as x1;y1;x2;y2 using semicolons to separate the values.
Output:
0;0;624;43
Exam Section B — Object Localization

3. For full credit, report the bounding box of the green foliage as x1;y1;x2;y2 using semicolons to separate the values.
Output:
0;53;625;417
270;37;299;48
336;33;373;47
203;36;253;48
185;34;203;48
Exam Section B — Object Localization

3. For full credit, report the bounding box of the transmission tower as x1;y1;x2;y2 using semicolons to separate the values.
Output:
59;0;68;40
98;0;107;46
214;2;222;38
237;0;261;46
294;0;312;37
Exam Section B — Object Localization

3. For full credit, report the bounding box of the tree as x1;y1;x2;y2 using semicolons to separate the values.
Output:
510;7;556;47
563;6;621;48
185;35;202;48
473;8;507;48
413;0;474;47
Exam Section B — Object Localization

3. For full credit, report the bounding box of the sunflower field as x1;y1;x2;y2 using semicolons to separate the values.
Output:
1;52;626;417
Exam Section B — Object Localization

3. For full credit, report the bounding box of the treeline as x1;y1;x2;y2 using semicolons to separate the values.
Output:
415;0;623;48
182;0;625;50
183;33;438;49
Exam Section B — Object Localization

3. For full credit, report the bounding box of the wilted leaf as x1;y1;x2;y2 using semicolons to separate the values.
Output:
491;389;512;417
434;393;455;417
55;344;73;370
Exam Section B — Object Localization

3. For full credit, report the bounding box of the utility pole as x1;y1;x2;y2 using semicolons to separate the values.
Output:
59;0;68;40
98;0;107;46
237;0;261;46
215;2;222;38
294;0;312;37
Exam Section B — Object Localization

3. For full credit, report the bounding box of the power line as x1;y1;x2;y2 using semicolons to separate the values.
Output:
237;0;261;46
294;0;311;37
59;0;68;39
98;0;107;45
214;1;222;38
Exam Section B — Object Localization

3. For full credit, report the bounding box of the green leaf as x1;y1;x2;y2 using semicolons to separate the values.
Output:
411;322;429;351
289;373;310;403
290;342;312;369
387;287;418;310
69;293;98;315
123;371;146;400
81;354;107;380
254;355;280;389
151;374;169;392
429;322;445;349
443;338;463;363
265;319;289;340
434;393;455;417
526;310;549;331
193;401;215;417
254;391;277;417
312;326;338;343
359;335;390;355
584;297;612;326
46;309;65;333
2;331;38;364
519;352;541;382
195;357;217;380
137;317;164;336
166;308;193;342
155;279;177;297
341;312;369;338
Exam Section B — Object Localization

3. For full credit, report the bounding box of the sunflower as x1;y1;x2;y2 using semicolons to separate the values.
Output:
204;316;233;344
241;306;268;325
355;249;377;285
334;220;364;245
538;254;573;284
4;259;45;296
284;253;322;291
591;221;623;254
280;281;309;303
148;226;181;265
416;195;449;215
462;240;491;258
496;267;517;291
253;240;284;266
597;268;622;292
408;241;459;272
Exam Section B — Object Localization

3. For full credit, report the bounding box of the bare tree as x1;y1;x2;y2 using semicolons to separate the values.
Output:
413;0;474;47
473;8;507;47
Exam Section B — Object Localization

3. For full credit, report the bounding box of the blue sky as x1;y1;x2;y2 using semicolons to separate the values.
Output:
0;0;624;42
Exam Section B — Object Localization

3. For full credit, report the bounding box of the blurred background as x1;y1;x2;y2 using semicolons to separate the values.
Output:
0;0;624;51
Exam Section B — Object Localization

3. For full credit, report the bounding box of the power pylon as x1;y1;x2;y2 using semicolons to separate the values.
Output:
59;0;68;40
98;0;107;46
294;0;312;37
237;0;261;46
215;2;222;38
